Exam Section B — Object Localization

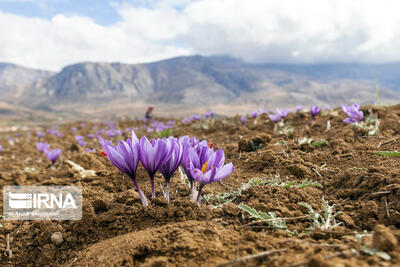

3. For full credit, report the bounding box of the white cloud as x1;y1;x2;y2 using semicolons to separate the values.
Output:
1;0;400;71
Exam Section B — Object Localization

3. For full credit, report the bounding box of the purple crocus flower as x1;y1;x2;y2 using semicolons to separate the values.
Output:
251;111;258;118
269;112;281;123
45;149;61;164
277;108;290;118
258;108;265;115
310;106;320;118
295;105;304;112
204;111;214;118
102;131;148;206
181;118;192;124
139;136;174;199
71;127;77;133
192;115;201;121
78;140;87;147
75;135;84;142
240;115;246;125
54;131;64;138
0;144;2;153
36;142;50;153
87;134;95;139
36;131;45;138
325;105;331;110
159;138;184;203
341;104;363;124
188;148;234;204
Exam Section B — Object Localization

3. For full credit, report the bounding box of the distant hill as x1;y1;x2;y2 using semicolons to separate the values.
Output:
1;56;400;118
0;63;54;99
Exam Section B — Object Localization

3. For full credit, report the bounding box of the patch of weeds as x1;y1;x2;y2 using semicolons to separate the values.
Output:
203;177;268;207
361;246;391;261
353;113;380;136
353;230;392;261
238;204;287;229
349;166;368;171
267;174;322;189
23;167;36;173
298;197;342;230
276;124;294;134
312;139;328;147
154;128;174;138
249;140;262;151
298;137;313;145
374;151;400;157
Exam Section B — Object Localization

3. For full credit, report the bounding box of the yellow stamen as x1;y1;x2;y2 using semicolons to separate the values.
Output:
201;162;208;174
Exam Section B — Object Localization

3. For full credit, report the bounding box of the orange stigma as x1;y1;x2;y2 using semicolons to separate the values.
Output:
101;149;107;156
201;162;208;174
209;143;214;149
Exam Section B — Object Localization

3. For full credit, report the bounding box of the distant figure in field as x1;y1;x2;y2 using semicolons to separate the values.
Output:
145;106;154;120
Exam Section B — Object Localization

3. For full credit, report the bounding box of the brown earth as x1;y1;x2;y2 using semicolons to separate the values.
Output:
0;104;400;266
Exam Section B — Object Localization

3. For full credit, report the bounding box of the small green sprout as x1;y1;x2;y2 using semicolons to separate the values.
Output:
312;140;328;147
298;137;313;145
353;113;380;135
361;246;391;261
374;151;400;157
299;197;342;230
154;128;174;138
276;124;294;134
238;204;287;229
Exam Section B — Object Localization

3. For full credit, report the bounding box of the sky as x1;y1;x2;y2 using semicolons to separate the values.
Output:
1;0;400;71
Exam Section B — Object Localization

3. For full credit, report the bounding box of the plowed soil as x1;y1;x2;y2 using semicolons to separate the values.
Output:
1;104;400;266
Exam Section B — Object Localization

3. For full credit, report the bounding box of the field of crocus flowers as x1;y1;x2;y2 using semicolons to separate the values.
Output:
0;104;399;266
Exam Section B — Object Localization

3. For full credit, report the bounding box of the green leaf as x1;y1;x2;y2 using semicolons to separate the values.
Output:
374;151;400;157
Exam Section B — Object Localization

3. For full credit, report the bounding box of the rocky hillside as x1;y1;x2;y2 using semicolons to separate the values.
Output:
0;63;53;99
1;56;400;110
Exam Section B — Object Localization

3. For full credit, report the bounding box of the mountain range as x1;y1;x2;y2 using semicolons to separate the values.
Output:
1;55;399;121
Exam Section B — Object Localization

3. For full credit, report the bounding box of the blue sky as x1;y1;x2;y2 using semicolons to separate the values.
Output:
0;0;124;25
1;0;400;71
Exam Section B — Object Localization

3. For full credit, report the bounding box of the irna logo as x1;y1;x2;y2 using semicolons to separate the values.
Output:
8;192;77;209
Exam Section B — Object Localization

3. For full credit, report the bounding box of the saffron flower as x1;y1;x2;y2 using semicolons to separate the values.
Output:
251;111;258;118
188;148;234;204
192;115;201;121
240;115;246;125
71;127;77;133
75;136;83;141
277;108;289;119
36;142;50;153
102;131;148;206
310;106;320;118
204;111;214;118
159;138;183;203
36;131;45;138
295;105;304;112
181;118;192;124
139;136;173;198
0;144;2;153
269;112;281;123
45;149;61;164
341;104;363;124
